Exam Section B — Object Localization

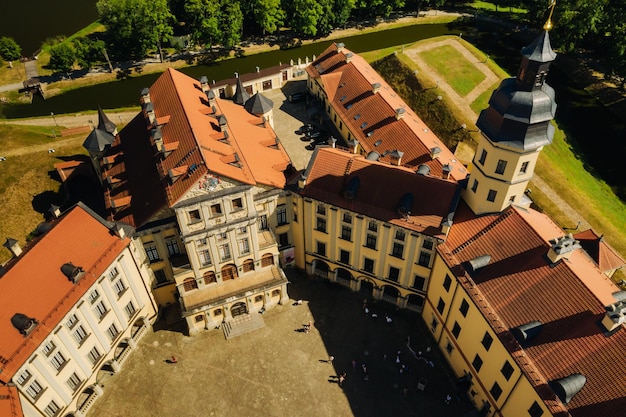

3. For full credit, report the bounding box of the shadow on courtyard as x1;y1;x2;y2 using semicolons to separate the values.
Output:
284;268;476;417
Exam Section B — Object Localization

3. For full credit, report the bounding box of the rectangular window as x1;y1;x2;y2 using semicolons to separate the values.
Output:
95;300;108;320
368;221;377;232
107;323;119;341
88;289;100;304
16;369;31;386
528;401;544;417
73;326;88;345
495;159;507;175
154;269;168;284
279;233;289;247
490;382;503;401
113;279;126;297
50;351;67;371
422;239;434;250
26;380;43;400
217;232;227;240
316;204;326;215
189;209;201;221
501;360;514;380
238;238;250;254
478;149;487;165
87;346;101;365
124;301;136;319
199;249;212;266
108;267;119;280
392;242;404;258
430;317;438;332
460;299;469;317
365;234;377;249
388;266;400;282
232;197;243;210
42;340;56;357
451;322;461;338
218;244;231;261
166;239;180;256
44;400;60;417
487;189;497;202
482;332;494;351
339;249;350;264
67;372;82;392
316;241;326;257
443;274;452;291
418;251;431;267
472;354;483;372
342;212;352;223
258;215;268;230
509;195;516;203
210;204;222;216
445;341;454;354
237;226;247;234
395;230;406;241
519;161;529;174
436;298;445;314
276;205;287;225
471;179;478;193
341;225;352;241
316;217;326;233
66;314;78;329
145;245;160;262
412;275;426;290
363;258;374;273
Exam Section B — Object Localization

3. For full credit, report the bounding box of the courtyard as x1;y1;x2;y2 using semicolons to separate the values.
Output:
87;269;473;417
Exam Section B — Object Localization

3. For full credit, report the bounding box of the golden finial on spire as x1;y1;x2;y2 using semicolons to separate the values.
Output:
543;0;556;31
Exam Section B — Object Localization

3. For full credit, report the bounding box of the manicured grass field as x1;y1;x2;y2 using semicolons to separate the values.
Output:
419;45;485;97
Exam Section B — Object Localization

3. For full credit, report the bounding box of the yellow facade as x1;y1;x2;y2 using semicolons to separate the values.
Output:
424;255;552;417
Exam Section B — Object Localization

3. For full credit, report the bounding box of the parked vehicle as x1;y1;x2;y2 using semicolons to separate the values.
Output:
288;92;307;103
304;130;328;140
295;123;315;135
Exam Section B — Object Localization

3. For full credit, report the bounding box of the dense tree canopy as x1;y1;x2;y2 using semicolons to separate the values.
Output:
48;43;76;73
0;37;22;62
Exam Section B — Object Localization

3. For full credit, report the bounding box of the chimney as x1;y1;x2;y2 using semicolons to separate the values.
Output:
442;164;452;179
49;204;61;218
140;87;151;104
345;52;354;63
430;147;441;159
3;238;22;257
199;76;209;93
143;102;156;126
389;150;403;166
395;108;405;120
329;136;337;148
416;164;430;176
206;89;216;107
217;114;228;132
336;42;345;53
372;83;381;94
61;262;84;284
441;218;453;237
151;127;163;153
112;223;127;239
602;300;626;332
547;234;581;264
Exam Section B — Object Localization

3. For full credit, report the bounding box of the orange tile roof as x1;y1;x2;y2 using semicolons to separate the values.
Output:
0;204;130;383
0;385;23;417
307;43;467;181
574;229;626;274
145;68;292;206
440;202;626;417
302;147;460;238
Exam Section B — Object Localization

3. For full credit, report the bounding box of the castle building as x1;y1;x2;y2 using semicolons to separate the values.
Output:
87;68;294;336
0;203;157;417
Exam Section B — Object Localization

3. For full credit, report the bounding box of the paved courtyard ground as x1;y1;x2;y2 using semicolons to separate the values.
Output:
88;269;473;417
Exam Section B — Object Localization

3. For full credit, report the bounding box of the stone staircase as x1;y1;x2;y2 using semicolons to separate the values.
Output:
222;313;265;339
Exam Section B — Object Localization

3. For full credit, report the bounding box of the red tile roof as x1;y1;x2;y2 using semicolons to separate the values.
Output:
0;385;23;417
0;204;129;383
439;202;626;417
574;229;626;274
302;147;459;238
307;43;468;181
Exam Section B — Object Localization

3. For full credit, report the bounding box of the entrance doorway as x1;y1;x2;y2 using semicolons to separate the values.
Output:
231;302;248;317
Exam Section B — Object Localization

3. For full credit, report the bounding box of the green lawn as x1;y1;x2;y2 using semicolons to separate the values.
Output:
466;1;527;14
0;124;62;152
419;45;486;97
470;84;497;114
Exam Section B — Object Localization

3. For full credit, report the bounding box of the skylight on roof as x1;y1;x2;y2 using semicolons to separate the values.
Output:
346;103;353;109
360;122;368;129
354;114;361;120
374;140;382;147
339;95;347;102
367;129;376;137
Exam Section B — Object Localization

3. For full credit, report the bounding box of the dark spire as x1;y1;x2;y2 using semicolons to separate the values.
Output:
244;93;274;115
82;128;115;156
233;77;250;105
97;106;118;136
475;30;557;151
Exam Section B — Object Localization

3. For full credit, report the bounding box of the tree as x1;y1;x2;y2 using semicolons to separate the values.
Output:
0;37;22;61
332;0;356;28
48;43;76;73
290;0;324;37
219;1;244;48
184;0;221;48
96;0;174;60
252;0;285;34
73;37;106;69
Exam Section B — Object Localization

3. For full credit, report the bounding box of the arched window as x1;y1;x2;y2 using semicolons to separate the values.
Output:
242;259;255;273
203;271;216;285
221;264;238;281
182;278;198;292
261;253;274;267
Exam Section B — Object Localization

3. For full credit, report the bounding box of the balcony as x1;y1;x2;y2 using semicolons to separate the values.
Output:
257;230;277;250
169;253;192;277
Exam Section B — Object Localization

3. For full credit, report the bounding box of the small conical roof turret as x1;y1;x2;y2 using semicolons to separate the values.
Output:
97;106;118;136
233;76;250;105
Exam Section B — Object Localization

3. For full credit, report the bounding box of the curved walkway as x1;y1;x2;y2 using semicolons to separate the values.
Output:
403;38;590;230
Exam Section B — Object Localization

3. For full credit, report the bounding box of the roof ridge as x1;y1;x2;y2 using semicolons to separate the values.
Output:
451;208;515;255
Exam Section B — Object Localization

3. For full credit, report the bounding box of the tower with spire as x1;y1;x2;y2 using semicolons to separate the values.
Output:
82;107;118;184
462;28;558;215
